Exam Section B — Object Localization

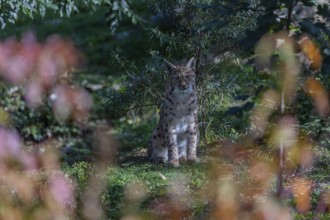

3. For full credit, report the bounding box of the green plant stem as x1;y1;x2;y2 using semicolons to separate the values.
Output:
277;88;285;197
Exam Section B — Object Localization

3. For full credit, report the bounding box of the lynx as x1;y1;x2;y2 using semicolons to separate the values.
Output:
148;57;198;167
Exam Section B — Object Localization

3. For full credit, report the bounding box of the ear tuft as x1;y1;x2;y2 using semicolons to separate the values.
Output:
186;57;196;71
164;59;176;74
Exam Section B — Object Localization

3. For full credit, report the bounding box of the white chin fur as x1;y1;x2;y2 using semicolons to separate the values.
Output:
173;86;193;94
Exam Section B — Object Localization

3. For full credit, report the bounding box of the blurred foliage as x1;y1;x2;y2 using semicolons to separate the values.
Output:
0;0;329;219
0;84;93;164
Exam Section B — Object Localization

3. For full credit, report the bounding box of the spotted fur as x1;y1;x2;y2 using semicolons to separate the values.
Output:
148;57;198;167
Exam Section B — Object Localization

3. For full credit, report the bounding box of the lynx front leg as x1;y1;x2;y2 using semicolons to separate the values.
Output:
165;129;179;167
187;122;198;162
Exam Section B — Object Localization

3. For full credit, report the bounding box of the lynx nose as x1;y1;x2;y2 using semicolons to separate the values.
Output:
180;82;187;90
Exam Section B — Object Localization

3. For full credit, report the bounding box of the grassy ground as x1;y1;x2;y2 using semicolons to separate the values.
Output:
62;135;330;219
64;157;208;219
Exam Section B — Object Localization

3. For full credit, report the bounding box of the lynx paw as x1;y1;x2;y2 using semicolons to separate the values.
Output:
179;156;187;163
168;159;179;167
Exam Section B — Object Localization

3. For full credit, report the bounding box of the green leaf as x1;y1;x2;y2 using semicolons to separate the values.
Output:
66;4;72;16
45;2;58;10
39;4;46;17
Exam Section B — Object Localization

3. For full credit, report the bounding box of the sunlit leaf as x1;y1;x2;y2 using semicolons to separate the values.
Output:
304;77;329;116
299;35;323;70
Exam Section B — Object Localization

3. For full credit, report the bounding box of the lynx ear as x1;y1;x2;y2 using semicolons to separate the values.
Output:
186;57;196;71
164;59;176;74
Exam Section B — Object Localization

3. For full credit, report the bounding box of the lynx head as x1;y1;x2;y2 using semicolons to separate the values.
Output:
165;57;196;92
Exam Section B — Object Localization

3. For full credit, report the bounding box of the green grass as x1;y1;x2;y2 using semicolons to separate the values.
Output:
65;161;208;219
62;142;330;219
295;213;330;220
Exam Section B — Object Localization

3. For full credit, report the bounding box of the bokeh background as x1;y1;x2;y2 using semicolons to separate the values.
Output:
0;0;329;219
